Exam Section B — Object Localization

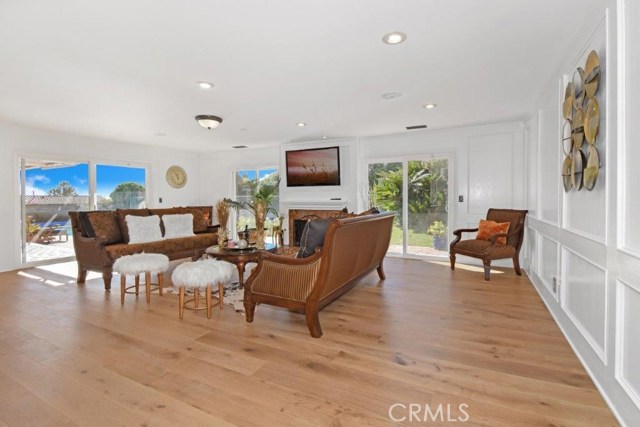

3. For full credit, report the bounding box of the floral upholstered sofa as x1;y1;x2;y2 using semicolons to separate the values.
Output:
69;206;218;290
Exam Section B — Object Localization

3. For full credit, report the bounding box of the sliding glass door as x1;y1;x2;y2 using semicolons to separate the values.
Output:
19;158;147;265
368;155;452;257
368;162;403;254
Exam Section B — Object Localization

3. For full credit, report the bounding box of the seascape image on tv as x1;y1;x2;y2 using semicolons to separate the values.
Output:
286;146;341;186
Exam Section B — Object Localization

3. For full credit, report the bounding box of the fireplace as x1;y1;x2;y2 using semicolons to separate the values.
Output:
288;208;345;246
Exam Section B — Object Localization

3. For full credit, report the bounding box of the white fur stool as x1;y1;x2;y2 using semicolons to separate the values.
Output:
113;253;169;304
172;259;234;319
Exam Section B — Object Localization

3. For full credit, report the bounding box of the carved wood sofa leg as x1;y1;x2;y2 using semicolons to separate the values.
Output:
102;272;112;291
513;256;522;276
376;261;386;280
77;266;87;284
244;298;256;323
305;307;323;338
482;259;491;281
449;253;456;271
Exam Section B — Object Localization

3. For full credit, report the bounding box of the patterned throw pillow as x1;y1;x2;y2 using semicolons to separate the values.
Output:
476;219;510;245
79;211;123;244
184;207;208;233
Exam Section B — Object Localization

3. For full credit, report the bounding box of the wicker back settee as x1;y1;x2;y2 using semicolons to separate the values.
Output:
69;206;218;290
244;212;395;338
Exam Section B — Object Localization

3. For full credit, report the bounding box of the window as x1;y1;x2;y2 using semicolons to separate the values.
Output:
96;164;146;210
233;167;279;242
19;157;147;264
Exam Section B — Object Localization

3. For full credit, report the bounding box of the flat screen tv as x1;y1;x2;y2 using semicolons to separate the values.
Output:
285;146;341;187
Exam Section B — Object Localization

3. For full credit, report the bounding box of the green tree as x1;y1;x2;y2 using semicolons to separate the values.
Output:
48;181;78;196
110;182;145;209
369;160;448;230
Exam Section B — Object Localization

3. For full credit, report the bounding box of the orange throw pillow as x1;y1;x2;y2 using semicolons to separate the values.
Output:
476;219;510;245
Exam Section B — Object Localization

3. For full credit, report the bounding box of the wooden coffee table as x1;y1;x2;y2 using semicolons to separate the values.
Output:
205;244;277;288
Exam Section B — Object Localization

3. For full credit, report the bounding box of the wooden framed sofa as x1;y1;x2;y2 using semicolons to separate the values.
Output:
243;212;395;338
69;206;219;290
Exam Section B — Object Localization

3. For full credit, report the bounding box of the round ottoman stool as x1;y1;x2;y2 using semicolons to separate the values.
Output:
172;259;234;319
113;253;169;304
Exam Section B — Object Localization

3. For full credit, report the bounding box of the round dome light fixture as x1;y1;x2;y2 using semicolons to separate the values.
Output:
195;115;223;129
382;32;407;45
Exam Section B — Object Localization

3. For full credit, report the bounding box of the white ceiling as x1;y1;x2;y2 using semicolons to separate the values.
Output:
0;0;589;152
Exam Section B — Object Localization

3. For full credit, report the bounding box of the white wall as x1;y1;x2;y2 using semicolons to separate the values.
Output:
524;0;640;424
0;122;203;272
360;121;526;264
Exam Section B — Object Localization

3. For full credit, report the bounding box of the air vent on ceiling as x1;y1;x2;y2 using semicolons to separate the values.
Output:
406;125;427;130
232;145;248;149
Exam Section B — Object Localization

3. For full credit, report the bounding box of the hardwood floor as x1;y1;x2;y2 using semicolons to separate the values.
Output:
0;258;618;426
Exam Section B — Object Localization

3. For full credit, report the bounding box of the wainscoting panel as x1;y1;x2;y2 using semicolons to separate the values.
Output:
467;132;514;215
537;93;561;225
525;228;537;275
538;233;559;299
621;0;640;256
616;280;640;409
561;247;607;363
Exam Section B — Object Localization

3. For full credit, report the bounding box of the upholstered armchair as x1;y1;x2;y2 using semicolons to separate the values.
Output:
449;208;528;280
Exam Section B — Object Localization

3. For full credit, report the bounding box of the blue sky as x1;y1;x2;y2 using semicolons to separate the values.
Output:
25;164;145;197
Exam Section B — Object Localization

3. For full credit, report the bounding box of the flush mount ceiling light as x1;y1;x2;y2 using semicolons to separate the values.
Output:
197;81;214;89
297;122;307;127
195;115;223;129
382;92;403;100
382;31;407;45
423;103;437;109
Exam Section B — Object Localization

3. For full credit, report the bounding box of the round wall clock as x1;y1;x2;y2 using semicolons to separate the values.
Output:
166;165;187;188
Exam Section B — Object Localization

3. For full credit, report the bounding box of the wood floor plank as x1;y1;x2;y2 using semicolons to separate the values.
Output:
0;258;619;426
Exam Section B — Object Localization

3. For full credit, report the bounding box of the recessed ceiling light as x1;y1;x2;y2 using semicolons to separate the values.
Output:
322;136;327;139
382;32;407;45
197;81;214;89
382;92;403;100
297;122;307;127
423;104;437;109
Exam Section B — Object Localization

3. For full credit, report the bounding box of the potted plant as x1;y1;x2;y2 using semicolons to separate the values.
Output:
225;177;279;249
427;220;448;251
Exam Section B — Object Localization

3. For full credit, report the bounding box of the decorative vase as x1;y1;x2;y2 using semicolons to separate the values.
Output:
254;201;267;250
433;236;447;251
218;227;227;247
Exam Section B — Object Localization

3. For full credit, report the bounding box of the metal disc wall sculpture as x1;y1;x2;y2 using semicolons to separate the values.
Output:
561;50;601;192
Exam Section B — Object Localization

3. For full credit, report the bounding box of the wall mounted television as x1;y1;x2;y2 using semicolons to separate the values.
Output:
285;146;341;187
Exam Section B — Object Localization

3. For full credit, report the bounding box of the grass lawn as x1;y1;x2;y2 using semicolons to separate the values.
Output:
390;225;434;247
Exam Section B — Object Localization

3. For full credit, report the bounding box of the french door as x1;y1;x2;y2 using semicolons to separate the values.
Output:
368;154;453;257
